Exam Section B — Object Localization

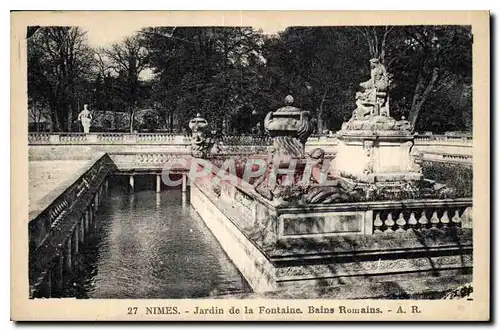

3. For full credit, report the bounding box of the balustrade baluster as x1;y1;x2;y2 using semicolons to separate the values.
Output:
461;207;472;228
441;210;450;230
384;212;395;233
452;209;462;227
373;212;383;234
418;211;429;229
430;211;440;228
407;212;417;231
395;212;406;232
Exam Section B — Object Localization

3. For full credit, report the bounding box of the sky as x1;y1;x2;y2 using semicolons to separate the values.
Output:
82;24;144;48
81;23;281;48
81;23;281;80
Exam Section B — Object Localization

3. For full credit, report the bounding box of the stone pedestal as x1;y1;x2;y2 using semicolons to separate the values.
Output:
335;130;422;183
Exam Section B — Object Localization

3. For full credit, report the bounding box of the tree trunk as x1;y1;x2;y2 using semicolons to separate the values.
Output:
129;107;135;133
409;67;440;131
67;104;73;132
317;109;323;134
318;89;328;134
50;104;60;132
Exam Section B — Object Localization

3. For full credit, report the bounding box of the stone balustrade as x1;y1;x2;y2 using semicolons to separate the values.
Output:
221;135;273;146
28;132;473;165
108;152;191;171
414;133;473;142
29;154;114;250
28;132;191;145
29;154;116;297
419;151;473;164
28;132;472;145
372;201;473;234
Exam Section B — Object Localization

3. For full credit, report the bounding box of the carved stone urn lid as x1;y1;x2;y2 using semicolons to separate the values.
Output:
188;113;208;132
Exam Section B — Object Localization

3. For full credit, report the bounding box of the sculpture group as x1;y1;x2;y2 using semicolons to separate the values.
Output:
342;58;411;132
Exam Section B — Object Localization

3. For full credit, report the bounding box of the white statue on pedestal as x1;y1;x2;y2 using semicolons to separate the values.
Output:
78;104;92;133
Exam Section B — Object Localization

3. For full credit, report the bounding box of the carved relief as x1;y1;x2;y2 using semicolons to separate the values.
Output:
363;140;374;175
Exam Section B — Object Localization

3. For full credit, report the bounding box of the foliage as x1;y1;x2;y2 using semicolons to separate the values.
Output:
421;161;473;197
381;25;473;130
27;25;472;134
141;27;267;134
100;36;151;132
28;27;94;131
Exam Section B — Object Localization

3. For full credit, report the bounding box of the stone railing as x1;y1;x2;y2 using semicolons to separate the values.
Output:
29;132;472;145
28;132;473;165
29;154;116;296
220;135;272;146
28;132;191;145
28;154;115;251
414;133;473;142
305;134;339;145
371;199;472;234
420;151;473;164
108;152;191;171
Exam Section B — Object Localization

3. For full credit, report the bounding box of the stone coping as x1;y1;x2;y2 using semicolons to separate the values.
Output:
276;197;473;214
28;152;107;222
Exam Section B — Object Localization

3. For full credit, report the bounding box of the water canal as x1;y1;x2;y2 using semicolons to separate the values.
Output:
70;176;251;299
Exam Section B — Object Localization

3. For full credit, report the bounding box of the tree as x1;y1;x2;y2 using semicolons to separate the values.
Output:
353;25;472;131
101;35;149;132
142;27;266;134
401;26;472;130
27;27;94;131
258;27;370;132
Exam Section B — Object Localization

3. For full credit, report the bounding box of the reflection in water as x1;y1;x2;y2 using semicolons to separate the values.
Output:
78;187;250;299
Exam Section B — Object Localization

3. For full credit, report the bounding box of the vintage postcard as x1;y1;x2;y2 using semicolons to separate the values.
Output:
11;10;490;321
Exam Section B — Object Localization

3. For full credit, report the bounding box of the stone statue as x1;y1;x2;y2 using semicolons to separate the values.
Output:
342;58;412;132
78;104;92;133
189;113;215;159
357;58;390;117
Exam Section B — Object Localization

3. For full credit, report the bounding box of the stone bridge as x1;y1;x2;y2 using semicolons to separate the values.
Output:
29;132;473;165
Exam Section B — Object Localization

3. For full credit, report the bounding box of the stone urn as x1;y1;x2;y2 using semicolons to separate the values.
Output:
264;95;314;159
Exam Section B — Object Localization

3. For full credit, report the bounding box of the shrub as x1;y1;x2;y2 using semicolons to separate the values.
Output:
422;161;473;197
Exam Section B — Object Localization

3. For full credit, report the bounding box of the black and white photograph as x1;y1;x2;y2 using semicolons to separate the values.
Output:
11;10;489;321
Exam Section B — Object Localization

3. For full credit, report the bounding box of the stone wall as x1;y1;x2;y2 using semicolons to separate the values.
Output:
190;166;473;296
29;154;115;298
